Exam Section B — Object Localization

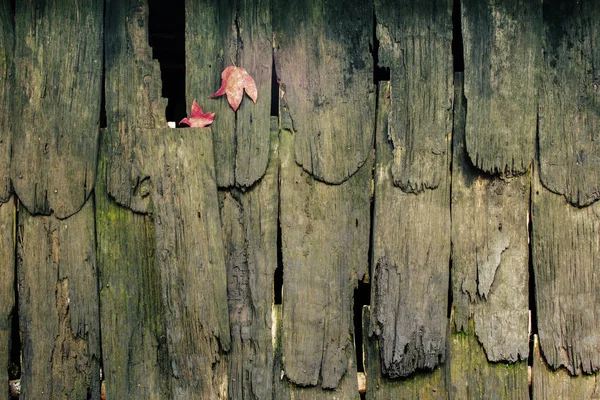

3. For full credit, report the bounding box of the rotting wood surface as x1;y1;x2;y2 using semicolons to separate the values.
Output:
0;0;13;202
0;197;15;393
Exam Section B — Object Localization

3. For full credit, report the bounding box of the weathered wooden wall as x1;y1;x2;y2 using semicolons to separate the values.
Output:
1;0;600;399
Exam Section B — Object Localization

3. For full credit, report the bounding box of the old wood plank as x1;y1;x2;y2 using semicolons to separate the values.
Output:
222;118;279;399
532;165;600;375
461;0;540;175
532;335;600;399
186;0;272;188
375;0;453;194
0;1;13;202
363;307;448;400
451;72;529;362
0;197;15;394
97;131;170;400
370;80;450;378
18;200;101;399
449;315;528;400
11;0;102;218
538;2;600;207
273;0;375;184
279;125;370;392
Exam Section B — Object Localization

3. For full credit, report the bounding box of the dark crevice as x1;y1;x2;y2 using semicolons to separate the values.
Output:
270;56;279;117
371;12;390;83
99;2;107;129
274;223;283;305
9;199;21;388
91;189;104;399
147;0;186;123
452;0;464;72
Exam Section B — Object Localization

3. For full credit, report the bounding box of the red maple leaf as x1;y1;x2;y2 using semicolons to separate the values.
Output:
180;100;215;127
209;66;258;111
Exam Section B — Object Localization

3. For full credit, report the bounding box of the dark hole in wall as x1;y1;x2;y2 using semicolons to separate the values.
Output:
270;57;279;117
371;13;390;83
452;0;465;72
147;0;186;123
274;221;283;305
354;279;370;374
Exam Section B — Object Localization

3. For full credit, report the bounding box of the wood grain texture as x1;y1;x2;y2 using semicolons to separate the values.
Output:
0;1;13;202
461;0;540;175
539;1;600;207
532;335;600;400
363;307;448;400
106;128;230;399
451;73;529;362
449;315;528;400
370;82;450;378
280;127;370;390
273;0;375;184
186;0;272;188
97;132;170;400
222;119;279;399
375;0;453;194
18;201;101;399
0;198;15;394
11;0;102;218
532;165;600;375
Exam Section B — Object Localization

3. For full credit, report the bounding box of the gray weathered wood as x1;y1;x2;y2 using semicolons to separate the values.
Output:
18;201;101;399
186;0;272;188
532;166;600;375
370;81;450;378
0;197;15;394
273;0;375;184
11;0;102;218
461;0;540;175
280;126;370;391
451;73;529;362
375;0;453;193
363;307;448;400
538;2;600;207
222;119;279;399
0;1;13;202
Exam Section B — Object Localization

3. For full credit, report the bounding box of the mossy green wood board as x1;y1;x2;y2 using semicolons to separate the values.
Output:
448;316;528;400
532;166;600;375
186;0;272;188
18;201;101;399
539;2;600;207
222;119;279;399
106;128;230;399
363;307;448;400
97;132;170;400
532;335;600;399
451;73;529;363
0;198;15;393
370;82;450;378
461;0;540;175
273;0;375;185
11;0;102;218
0;1;13;201
375;0;453;194
279;127;370;392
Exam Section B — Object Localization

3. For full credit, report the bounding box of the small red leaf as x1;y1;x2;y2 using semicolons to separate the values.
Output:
209;65;258;111
179;100;215;128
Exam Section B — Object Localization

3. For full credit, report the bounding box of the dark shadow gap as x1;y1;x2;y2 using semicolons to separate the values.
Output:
147;0;187;123
371;12;390;83
9;199;21;387
274;220;283;305
270;56;279;117
452;0;465;72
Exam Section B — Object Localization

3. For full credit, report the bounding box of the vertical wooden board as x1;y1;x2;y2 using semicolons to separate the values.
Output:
532;167;600;375
461;0;540;175
538;2;600;207
0;1;14;201
273;0;375;184
280;127;370;391
18;201;100;399
532;335;600;399
363;307;448;400
222;119;279;399
97;132;170;400
186;0;272;188
449;315;528;400
0;198;15;394
375;0;453;193
451;73;529;362
370;81;450;378
11;0;102;218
